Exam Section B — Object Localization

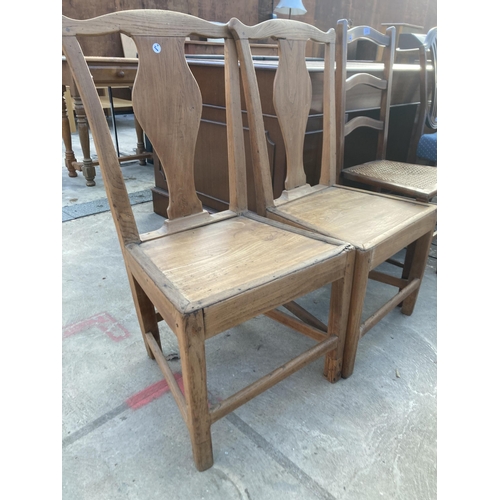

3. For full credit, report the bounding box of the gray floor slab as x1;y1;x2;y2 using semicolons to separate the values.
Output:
62;204;437;500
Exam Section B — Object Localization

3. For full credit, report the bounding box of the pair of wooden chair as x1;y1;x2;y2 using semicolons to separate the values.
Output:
62;10;437;471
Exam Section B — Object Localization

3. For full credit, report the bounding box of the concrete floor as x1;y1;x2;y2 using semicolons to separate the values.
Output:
62;114;437;499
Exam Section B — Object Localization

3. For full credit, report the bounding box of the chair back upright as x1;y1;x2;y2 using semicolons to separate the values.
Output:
229;18;337;216
335;19;395;183
62;10;247;246
405;27;437;163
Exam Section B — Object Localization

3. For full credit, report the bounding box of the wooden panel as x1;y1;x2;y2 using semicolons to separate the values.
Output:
133;35;204;220
149;59;423;214
185;41;278;55
303;0;436;35
203;254;347;336
152;110;276;214
274;39;310;190
62;0;262;57
62;0;436;58
62;55;421;214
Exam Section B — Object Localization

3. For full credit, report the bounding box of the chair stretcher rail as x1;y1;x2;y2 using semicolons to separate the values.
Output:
145;332;188;423
209;334;338;424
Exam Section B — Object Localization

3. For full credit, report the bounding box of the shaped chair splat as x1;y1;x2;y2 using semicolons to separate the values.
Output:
133;35;203;220
62;10;355;472
229;17;437;380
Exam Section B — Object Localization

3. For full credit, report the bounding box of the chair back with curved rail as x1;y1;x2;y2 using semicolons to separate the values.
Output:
62;10;355;471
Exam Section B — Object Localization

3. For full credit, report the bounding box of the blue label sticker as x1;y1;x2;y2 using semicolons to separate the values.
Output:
152;43;161;54
363;27;370;35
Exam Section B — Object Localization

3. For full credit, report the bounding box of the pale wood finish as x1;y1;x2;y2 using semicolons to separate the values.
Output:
336;19;437;203
62;10;355;472
229;17;437;379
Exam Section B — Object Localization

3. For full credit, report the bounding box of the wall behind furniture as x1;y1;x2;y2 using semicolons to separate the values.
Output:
63;0;436;56
300;0;437;34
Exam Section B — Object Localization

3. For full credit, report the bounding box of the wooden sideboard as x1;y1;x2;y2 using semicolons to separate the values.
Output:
62;55;422;212
153;57;421;214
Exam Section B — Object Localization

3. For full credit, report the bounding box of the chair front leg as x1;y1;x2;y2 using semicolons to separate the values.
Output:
401;229;434;316
177;310;213;471
341;250;372;379
323;250;355;382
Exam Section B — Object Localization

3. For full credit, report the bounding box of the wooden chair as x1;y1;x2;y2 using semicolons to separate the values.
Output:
404;27;437;166
336;19;437;203
62;10;355;472
229;17;437;380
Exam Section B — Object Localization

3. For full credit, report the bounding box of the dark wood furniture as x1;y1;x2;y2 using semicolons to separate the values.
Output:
152;54;426;215
185;39;278;55
62;49;431;207
62;41;278;187
336;20;437;203
63;10;355;472
62;56;151;186
230;16;437;379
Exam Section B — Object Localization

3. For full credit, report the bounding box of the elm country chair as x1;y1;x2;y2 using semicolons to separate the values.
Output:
229;17;437;379
62;10;355;472
336;19;437;203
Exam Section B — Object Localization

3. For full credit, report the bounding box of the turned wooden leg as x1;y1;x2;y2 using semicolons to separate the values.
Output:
129;274;161;359
341;250;372;379
74;94;96;186
134;116;146;165
323;250;354;383
62;85;77;177
401;230;434;316
177;311;213;471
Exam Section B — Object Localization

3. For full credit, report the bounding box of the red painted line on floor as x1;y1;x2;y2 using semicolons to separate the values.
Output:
126;373;185;410
63;312;131;341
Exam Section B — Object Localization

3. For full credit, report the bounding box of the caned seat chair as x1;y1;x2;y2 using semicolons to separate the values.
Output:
229;17;437;379
336;19;437;203
62;10;355;472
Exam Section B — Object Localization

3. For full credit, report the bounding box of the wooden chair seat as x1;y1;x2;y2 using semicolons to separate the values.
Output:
272;185;435;250
139;215;345;311
62;10;355;472
342;160;437;202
